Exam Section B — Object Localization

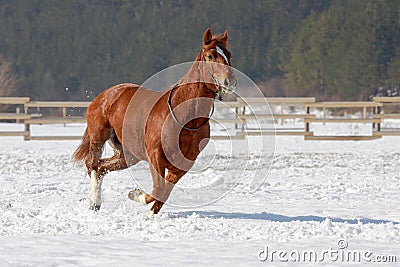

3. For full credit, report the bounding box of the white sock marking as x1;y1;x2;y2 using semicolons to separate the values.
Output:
129;189;147;205
90;170;102;206
138;193;147;205
147;210;154;218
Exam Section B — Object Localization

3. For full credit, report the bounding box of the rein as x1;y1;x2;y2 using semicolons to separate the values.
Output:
167;84;216;131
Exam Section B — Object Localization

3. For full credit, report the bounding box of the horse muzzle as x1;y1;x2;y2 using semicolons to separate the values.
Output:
216;77;237;100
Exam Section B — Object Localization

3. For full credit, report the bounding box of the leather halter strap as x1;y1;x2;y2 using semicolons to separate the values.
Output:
167;84;216;131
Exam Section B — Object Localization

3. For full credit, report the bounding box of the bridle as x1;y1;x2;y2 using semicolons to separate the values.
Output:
202;46;231;101
167;45;230;131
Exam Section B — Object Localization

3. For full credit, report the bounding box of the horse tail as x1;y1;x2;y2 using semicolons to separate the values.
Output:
73;128;90;162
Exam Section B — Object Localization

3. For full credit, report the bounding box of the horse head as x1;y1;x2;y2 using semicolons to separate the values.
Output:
200;28;237;100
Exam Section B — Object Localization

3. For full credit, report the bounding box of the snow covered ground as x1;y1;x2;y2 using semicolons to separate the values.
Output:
0;122;399;266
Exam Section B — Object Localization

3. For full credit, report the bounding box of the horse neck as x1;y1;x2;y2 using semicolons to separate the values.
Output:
171;57;215;126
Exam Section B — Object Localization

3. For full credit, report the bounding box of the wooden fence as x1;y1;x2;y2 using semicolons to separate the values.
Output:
0;97;90;140
1;96;400;141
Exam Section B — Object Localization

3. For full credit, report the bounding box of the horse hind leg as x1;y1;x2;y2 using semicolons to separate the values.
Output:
90;151;127;211
89;170;103;211
85;128;110;211
97;148;139;175
94;130;140;210
107;129;123;158
98;130;140;175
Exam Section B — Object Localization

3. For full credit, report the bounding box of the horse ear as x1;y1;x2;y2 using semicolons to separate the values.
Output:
203;28;212;45
220;30;228;45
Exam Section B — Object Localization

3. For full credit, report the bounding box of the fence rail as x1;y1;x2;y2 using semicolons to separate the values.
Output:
1;97;400;141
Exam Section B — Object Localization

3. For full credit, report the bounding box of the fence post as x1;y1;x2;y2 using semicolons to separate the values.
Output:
62;107;67;127
24;122;30;140
235;107;239;129
377;105;381;131
241;106;246;133
305;105;310;133
16;107;20;123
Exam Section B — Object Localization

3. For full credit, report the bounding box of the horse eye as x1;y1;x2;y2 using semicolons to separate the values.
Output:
208;54;214;60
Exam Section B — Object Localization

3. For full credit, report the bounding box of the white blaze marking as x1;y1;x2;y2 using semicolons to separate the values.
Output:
216;46;229;64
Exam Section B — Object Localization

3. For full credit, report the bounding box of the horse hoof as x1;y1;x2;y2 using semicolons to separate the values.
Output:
128;189;147;205
90;203;101;211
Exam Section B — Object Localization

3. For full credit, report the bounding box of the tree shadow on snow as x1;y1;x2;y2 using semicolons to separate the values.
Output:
171;211;399;225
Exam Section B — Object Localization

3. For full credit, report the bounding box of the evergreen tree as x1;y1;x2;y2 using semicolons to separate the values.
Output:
0;0;398;100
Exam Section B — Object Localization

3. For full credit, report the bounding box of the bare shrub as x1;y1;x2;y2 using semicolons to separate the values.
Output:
0;54;17;97
0;54;19;112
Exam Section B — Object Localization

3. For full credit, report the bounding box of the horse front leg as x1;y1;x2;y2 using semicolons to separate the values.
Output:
149;170;185;215
128;151;167;215
128;168;164;205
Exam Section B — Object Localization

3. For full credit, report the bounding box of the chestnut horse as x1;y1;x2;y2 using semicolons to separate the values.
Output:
73;29;236;215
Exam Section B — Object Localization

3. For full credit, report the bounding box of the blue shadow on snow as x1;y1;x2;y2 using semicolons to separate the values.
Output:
171;211;399;225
